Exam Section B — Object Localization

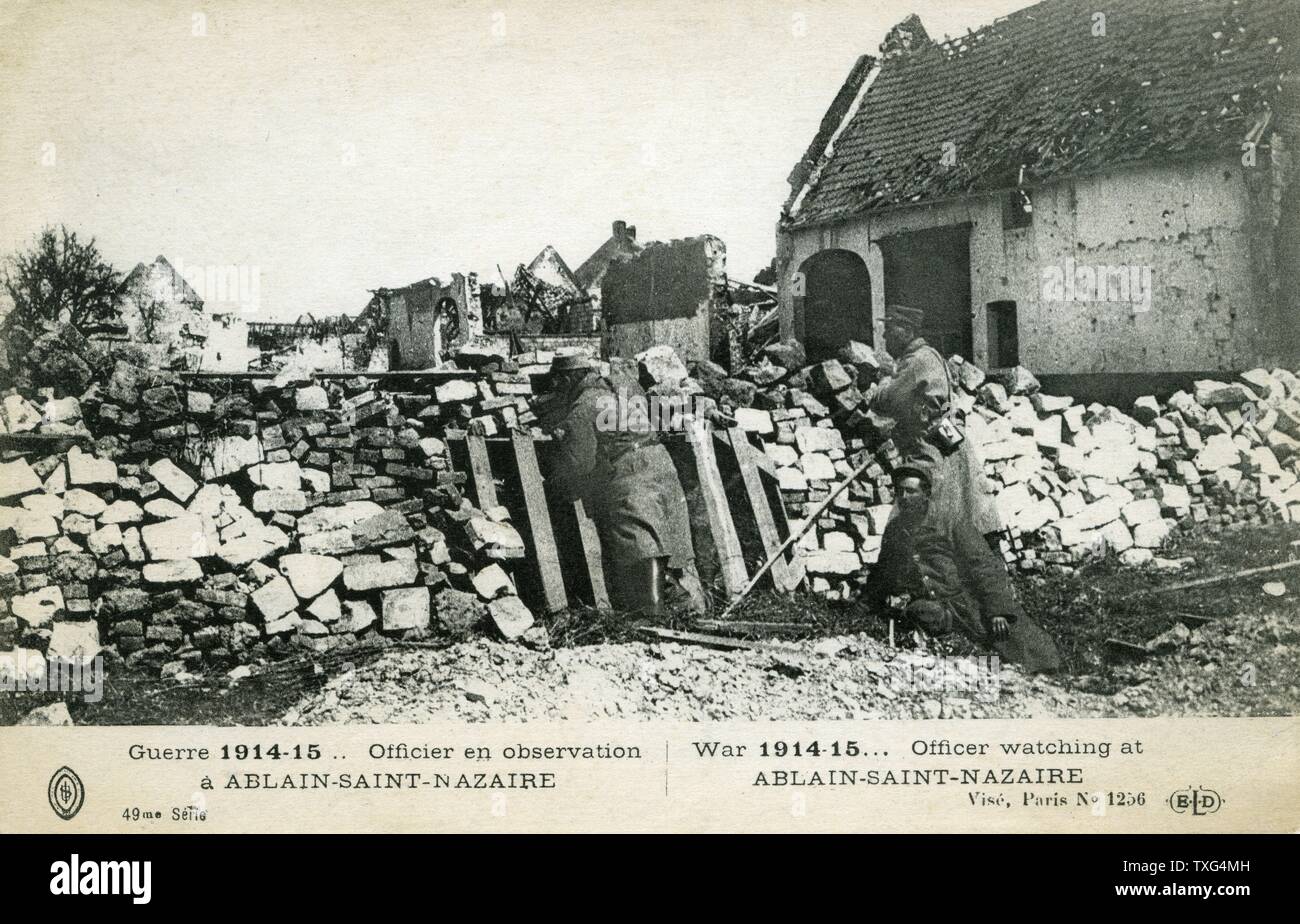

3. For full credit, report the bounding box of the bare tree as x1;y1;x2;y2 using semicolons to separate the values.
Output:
2;226;123;330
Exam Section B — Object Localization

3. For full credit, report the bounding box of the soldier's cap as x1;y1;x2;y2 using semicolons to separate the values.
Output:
891;463;933;491
885;304;924;328
549;354;597;374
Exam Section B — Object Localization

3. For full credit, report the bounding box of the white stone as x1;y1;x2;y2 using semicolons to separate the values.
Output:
66;447;117;485
794;425;843;454
87;523;124;556
144;498;187;519
734;408;774;435
306;589;342;624
47;621;101;664
799;452;837;481
252;489;307;513
2;394;41;432
0;458;42;499
487;595;533;639
100;500;144;524
776;467;808;492
252;575;298;620
13;509;58;540
472;564;514;600
297;500;384;535
21;492;63;519
1133;519;1174;548
382;586;431;631
278;553;343;599
148;458;199;502
12;586;64;626
765;444;798;467
1194;433;1241;472
143;558;203;584
188;435;263;480
435;379;478;404
1121;498;1162;527
62;488;106;517
804;551;860;575
343;558;418;592
301;468;331;493
295;385;329;411
142;514;214;560
249;461;302;492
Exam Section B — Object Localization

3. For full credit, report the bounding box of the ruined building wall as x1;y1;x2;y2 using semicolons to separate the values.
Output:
779;155;1292;385
384;275;482;370
603;236;728;365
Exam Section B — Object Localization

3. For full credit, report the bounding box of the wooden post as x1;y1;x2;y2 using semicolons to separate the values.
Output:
510;431;567;613
573;498;611;609
721;427;800;592
465;432;498;510
686;420;748;597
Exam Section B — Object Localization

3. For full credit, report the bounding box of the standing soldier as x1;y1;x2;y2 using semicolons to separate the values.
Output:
542;355;706;615
870;304;1001;543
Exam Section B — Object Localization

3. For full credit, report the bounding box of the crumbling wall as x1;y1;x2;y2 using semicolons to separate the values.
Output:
384;274;482;370
779;156;1292;382
604;236;727;365
0;358;549;682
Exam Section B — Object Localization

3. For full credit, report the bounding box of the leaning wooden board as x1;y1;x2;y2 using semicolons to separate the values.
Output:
684;420;748;597
719;427;802;592
509;431;568;613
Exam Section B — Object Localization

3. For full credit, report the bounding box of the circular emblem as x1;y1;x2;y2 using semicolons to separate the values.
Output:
48;766;85;821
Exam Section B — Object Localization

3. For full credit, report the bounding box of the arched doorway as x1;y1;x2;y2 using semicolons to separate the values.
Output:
797;249;872;362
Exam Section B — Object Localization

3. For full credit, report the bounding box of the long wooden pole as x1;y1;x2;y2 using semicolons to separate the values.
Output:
717;454;875;619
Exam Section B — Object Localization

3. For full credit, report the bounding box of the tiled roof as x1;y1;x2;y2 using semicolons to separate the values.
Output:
785;0;1299;228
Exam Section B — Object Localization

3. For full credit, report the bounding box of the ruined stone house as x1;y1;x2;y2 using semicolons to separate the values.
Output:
778;0;1299;402
374;274;483;370
119;255;209;367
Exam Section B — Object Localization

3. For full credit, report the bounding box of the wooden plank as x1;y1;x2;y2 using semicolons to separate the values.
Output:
722;427;798;592
695;619;815;636
464;432;498;509
1120;558;1300;598
510;431;567;613
573;499;611;609
685;420;748;597
638;625;802;655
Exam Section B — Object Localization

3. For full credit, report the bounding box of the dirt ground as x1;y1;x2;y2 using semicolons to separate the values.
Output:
21;520;1295;726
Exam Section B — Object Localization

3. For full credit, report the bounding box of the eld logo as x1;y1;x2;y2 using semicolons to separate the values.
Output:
47;767;85;821
1167;786;1224;816
49;855;152;904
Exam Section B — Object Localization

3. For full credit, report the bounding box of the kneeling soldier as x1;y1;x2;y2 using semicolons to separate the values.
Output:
862;465;1060;673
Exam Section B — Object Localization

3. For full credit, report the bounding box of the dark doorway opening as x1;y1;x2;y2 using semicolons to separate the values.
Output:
880;225;973;360
986;300;1020;368
797;249;872;362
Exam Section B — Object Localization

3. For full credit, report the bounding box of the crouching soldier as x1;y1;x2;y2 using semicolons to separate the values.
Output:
542;354;707;615
862;465;1060;673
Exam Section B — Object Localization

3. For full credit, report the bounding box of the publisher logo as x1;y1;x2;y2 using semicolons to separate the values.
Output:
1167;786;1223;816
48;766;85;821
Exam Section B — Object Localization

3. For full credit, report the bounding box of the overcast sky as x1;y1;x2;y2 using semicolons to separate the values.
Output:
1;0;1026;320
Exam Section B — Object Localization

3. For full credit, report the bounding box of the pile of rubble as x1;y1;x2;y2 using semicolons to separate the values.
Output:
4;332;1299;683
0;354;554;681
675;340;1300;599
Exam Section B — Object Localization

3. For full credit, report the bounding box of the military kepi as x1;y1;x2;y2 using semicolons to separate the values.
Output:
885;304;924;327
